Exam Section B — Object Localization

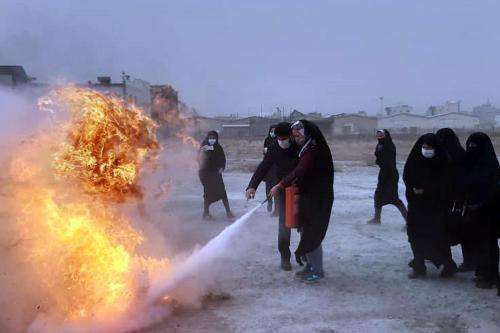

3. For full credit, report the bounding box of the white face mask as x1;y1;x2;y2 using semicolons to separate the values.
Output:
208;139;216;146
421;147;435;159
277;138;291;149
270;131;276;138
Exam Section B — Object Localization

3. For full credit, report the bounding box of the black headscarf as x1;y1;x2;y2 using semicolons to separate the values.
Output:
436;128;465;164
375;129;396;167
403;133;448;191
199;131;226;173
200;130;219;147
264;125;277;149
465;132;499;169
464;132;499;207
293;119;333;161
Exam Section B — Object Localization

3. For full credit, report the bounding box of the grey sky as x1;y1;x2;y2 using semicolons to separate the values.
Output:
1;0;499;116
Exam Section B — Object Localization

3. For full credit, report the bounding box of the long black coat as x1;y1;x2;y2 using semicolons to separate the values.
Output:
374;130;400;207
462;133;499;242
198;131;228;204
263;126;278;184
280;120;334;259
403;133;450;266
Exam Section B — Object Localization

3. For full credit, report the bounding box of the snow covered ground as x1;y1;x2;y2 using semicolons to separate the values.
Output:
148;166;499;333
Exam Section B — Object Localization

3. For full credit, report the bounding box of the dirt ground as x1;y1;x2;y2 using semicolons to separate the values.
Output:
145;167;500;333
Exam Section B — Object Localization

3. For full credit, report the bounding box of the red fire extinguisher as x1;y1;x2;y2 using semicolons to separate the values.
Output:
285;185;299;228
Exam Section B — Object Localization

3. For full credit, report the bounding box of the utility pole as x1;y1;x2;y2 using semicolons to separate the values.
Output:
378;96;384;116
121;71;130;101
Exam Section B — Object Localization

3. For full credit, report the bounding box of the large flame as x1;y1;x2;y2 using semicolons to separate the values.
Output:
9;86;169;322
39;86;160;202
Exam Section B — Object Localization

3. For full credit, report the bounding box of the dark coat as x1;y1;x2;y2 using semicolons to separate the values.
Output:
280;120;334;259
436;128;467;203
462;133;499;242
198;131;228;204
436;128;467;245
403;133;450;266
374;130;401;207
247;140;299;190
263;125;278;184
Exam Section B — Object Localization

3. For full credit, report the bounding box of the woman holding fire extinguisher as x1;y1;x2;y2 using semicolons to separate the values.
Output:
269;120;334;283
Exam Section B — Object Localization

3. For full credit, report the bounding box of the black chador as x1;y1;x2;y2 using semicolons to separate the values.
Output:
368;129;407;224
403;133;457;278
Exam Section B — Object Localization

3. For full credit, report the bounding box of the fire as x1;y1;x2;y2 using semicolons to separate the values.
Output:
9;86;170;322
39;86;160;202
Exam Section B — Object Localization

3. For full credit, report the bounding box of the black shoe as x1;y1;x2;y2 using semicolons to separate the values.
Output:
408;269;426;279
367;218;381;224
226;211;235;220
440;263;458;278
476;279;494;289
280;258;292;271
457;263;475;273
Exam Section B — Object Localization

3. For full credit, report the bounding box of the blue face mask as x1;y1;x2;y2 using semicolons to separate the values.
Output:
208;138;216;146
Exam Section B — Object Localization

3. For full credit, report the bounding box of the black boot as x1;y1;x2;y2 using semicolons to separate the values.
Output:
367;207;382;224
280;255;292;271
408;259;426;279
440;261;458;278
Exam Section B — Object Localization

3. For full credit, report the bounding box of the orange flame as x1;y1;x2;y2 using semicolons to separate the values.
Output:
9;86;169;321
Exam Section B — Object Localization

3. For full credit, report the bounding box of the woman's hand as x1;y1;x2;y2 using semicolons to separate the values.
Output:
245;188;256;200
269;184;282;198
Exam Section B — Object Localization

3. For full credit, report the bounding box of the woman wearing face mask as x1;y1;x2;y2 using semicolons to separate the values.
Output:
269;120;334;283
198;131;234;220
435;128;471;271
403;133;457;279
263;125;279;214
462;132;499;289
367;129;407;225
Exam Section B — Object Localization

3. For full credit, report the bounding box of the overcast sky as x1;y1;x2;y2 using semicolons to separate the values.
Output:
1;0;500;116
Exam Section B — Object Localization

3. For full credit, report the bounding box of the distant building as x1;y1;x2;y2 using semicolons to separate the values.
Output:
472;101;500;130
331;113;377;136
384;104;413;116
379;112;479;134
0;65;31;87
219;116;280;139
87;75;151;109
427;100;461;116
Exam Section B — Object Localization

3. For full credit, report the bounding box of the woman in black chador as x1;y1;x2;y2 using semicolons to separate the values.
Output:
435;128;471;271
462;132;499;289
270;120;334;283
198;131;234;220
367;129;407;224
263;125;278;214
403;133;457;279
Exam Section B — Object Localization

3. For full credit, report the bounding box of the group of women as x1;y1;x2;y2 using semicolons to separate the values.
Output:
198;124;499;291
401;129;499;292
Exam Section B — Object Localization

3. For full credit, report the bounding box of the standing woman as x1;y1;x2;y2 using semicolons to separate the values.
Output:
403;133;457;278
435;128;470;271
263;125;278;214
462;132;499;289
198;131;235;220
270;120;334;283
367;129;407;224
